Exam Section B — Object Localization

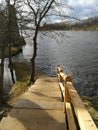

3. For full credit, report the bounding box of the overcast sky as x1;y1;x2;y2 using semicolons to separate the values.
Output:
0;0;98;20
68;0;98;19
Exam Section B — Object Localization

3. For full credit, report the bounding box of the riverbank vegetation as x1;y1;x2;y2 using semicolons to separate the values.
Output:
71;16;98;31
8;62;43;105
8;62;31;105
82;96;98;127
40;22;98;31
0;47;22;58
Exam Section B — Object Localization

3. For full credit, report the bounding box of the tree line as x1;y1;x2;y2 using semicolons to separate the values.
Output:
40;15;98;31
40;22;71;30
71;16;98;30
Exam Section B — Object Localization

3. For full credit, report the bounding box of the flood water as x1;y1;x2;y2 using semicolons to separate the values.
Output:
3;31;98;96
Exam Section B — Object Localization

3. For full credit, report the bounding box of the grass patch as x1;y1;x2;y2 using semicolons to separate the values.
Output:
8;62;31;105
81;96;98;127
14;62;31;81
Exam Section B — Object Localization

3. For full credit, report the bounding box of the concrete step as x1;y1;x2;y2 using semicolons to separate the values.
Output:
0;109;66;130
14;99;64;110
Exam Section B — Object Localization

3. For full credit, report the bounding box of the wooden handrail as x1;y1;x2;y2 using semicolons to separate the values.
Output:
57;65;97;130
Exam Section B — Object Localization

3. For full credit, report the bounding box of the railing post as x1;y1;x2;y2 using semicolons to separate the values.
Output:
64;75;72;113
56;66;97;130
57;65;63;82
64;75;72;103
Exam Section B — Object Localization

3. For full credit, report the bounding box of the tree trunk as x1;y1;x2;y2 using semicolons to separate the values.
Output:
7;2;15;84
30;58;35;82
0;46;5;103
10;68;15;83
8;46;15;84
30;36;37;83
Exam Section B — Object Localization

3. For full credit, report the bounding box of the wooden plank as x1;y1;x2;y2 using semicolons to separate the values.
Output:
66;102;77;130
66;82;98;130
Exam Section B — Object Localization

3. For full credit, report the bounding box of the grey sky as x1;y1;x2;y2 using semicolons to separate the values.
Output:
68;0;98;19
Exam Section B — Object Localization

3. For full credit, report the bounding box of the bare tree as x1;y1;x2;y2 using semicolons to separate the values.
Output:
4;0;73;83
22;0;72;82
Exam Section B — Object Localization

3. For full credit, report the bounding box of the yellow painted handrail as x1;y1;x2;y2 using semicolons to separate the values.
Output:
57;65;97;130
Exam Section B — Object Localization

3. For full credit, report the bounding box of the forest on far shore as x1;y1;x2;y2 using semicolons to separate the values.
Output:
40;16;98;31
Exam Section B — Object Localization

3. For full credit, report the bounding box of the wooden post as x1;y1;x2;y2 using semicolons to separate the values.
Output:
66;82;98;130
65;86;70;103
56;65;63;82
64;75;72;103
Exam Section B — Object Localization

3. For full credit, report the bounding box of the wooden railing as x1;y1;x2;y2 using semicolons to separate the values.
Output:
57;65;97;130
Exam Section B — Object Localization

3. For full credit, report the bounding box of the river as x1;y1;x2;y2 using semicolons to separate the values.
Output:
3;31;98;96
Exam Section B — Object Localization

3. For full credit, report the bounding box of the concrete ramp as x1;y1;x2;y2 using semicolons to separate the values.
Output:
0;72;66;130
